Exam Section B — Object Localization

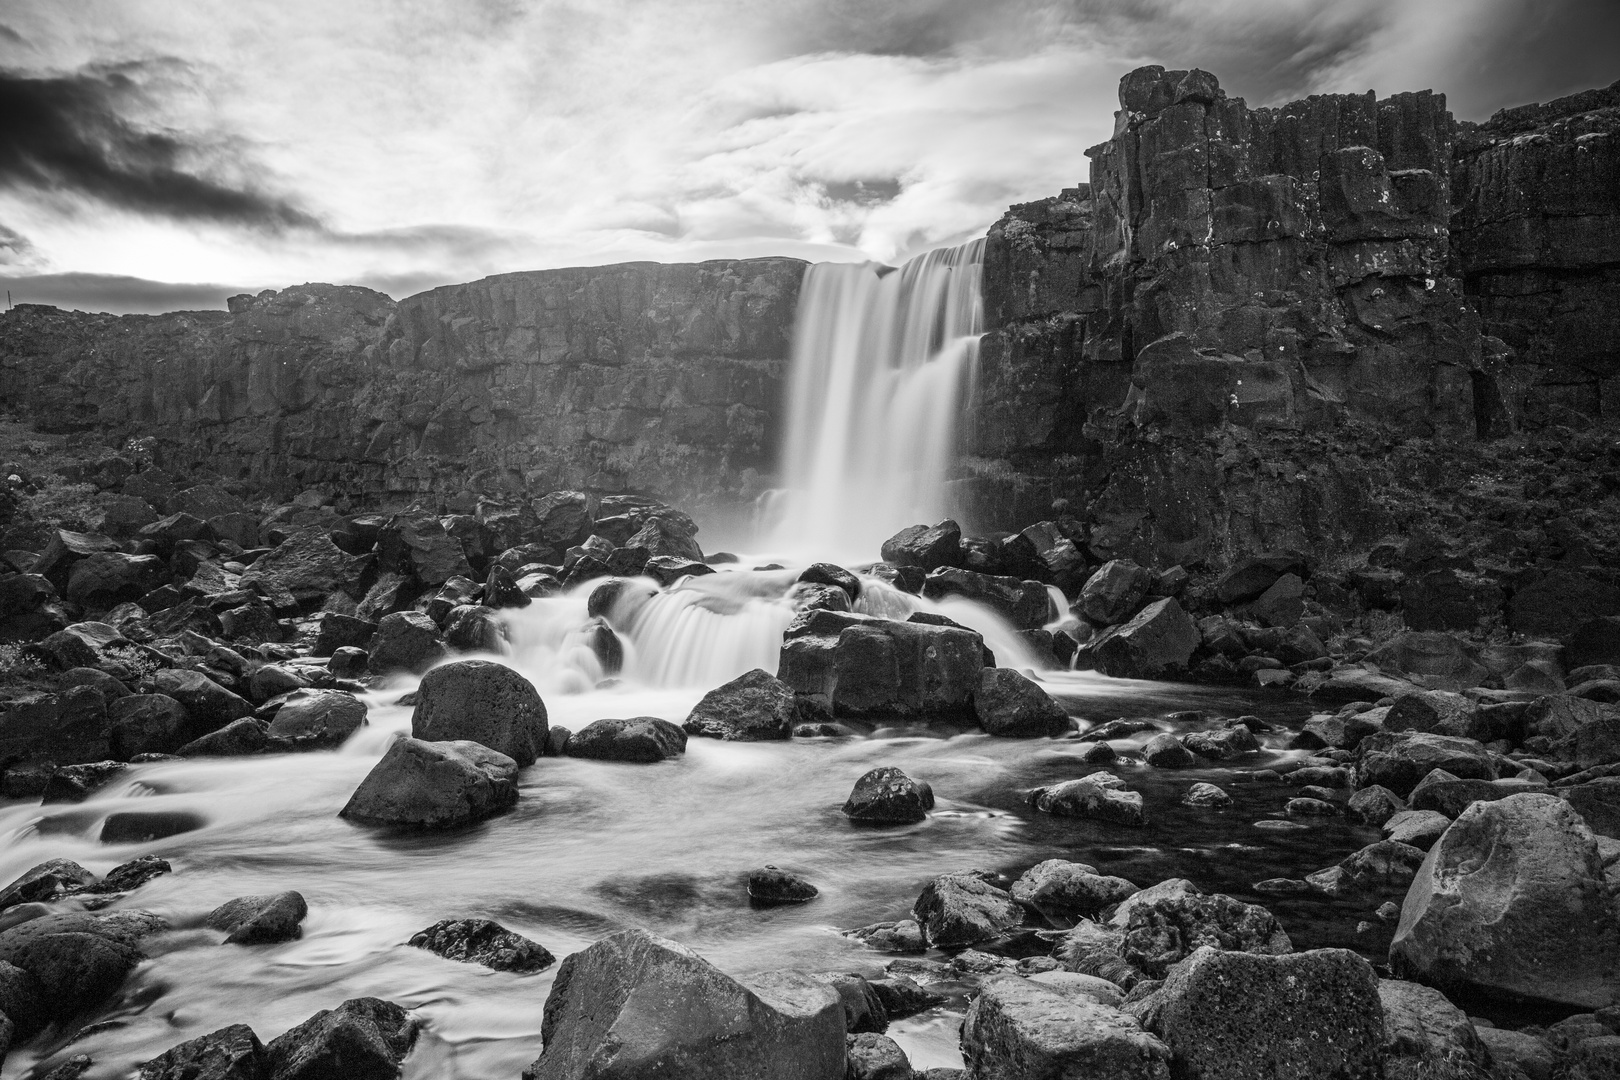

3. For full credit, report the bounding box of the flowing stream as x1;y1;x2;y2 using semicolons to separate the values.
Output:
0;246;1386;1079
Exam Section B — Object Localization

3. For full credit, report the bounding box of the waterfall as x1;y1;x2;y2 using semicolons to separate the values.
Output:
764;239;986;562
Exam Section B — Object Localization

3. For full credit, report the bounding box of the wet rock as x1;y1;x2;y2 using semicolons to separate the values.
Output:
152;669;254;729
625;517;703;564
340;737;519;830
65;552;167;611
1355;731;1497;797
178;717;290;758
912;869;1023;948
248;664;308;702
1180;727;1258;759
843;767;934;824
82;855;171;897
1363;632;1490;691
1078;559;1155;626
408;918;555;973
1382;809;1451;849
846;920;926;954
1378;977;1486;1078
205;891;308;945
137;1023;266;1080
1385;690;1492;741
797;563;860;602
748;866;818;906
961;975;1170;1080
643;555;713;588
101;809;206;843
1475;1027;1554;1080
1141;732;1194;768
266;688;367;749
441;603;502;653
880;520;962;570
1564;777;1620;838
263;997;417;1080
41;761;128;803
1112;880;1292;978
40;621;130;670
1090;598;1200;680
844;1032;911;1080
923;567;1051;630
1182;782;1232;808
1011;859;1140;921
1525;694;1620;770
1131;947;1382;1080
313;612;378;657
239;527;364;611
0;859;97;913
778;611;985;722
367;611;448;675
1029;773;1147;826
1285;797;1338;817
524;928;844;1080
0;911;162;1032
565;716;686;763
868;973;942;1019
1347;785;1405;826
684;668;801;741
31;530;121;591
328;646;368;679
1392;793;1620;1008
973;668;1071;737
378;512;473;586
1408;771;1546;817
1313;840;1427;896
411;659;549;766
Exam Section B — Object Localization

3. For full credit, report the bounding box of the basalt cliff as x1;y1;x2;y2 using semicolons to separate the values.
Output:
2;67;1618;570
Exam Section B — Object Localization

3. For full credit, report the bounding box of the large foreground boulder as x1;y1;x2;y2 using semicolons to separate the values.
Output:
411;660;548;766
340;737;519;829
962;975;1170;1079
777;610;985;721
523;929;844;1079
683;668;800;741
0;910;166;1038
1390;792;1620;1009
1132;946;1383;1080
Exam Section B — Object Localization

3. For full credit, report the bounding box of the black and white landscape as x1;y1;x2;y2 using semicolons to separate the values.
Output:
1;3;1619;1079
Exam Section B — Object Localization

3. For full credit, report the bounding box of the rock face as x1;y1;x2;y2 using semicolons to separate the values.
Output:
1390;792;1620;1009
524;929;845;1080
0;262;803;517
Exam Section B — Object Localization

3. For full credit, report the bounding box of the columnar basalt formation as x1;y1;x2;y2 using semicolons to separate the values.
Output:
967;67;1620;566
0;259;803;516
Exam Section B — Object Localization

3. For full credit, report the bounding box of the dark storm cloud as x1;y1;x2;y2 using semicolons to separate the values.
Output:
0;24;27;46
0;62;319;228
1440;0;1620;117
0;224;33;265
0;271;258;315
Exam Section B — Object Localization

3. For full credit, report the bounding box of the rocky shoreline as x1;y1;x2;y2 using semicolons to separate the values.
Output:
0;411;1617;1078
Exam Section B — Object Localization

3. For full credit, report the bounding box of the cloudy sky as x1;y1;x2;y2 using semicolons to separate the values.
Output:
0;0;1614;313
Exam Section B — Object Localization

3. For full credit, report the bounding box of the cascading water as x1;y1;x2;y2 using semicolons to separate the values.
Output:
764;239;985;563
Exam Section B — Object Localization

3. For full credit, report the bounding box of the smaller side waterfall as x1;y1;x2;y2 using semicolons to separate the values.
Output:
765;239;985;562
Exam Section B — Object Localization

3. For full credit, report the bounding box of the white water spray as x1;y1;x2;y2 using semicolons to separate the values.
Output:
763;239;985;563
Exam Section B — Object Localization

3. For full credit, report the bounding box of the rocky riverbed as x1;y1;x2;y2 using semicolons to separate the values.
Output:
1;412;1618;1080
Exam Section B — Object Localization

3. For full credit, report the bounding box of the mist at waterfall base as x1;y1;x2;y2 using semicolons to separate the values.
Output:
0;247;1387;1080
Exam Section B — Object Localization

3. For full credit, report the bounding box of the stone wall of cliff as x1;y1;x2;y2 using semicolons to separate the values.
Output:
964;67;1620;567
0;259;803;517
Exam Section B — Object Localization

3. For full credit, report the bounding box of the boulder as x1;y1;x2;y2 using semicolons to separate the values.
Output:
1391;793;1620;1009
1385;691;1492;741
748;867;819;906
961;975;1170;1080
880;520;961;570
266;689;367;749
1011;859;1140;921
411;659;548;766
532;491;593;548
973;669;1071;737
1141;733;1195;768
683;668;801;741
205;891;308;945
0;859;97;913
1090;599;1200;679
1132;947;1382;1080
1214;551;1310;605
138;1024;266;1080
0;911;163;1032
408;918;554;973
30;529;120;591
1112;880;1292;978
798;563;860;602
625;518;703;563
41;761;127;803
524;929;844;1080
263;997;417;1080
377;512;474;585
912;870;1023;948
101;809;207;843
1564;777;1620;838
239;527;363;609
1182;782;1232;808
1378;977;1486;1078
1383;809;1452;850
922;567;1051;630
1181;726;1259;759
844;1033;911;1080
1078;559;1155;626
312;612;377;657
367;611;448;675
845;920;926;954
1029;773;1147;826
39;621;129;670
1346;785;1405;826
1363;632;1489;691
340;737;519;830
565;717;686;763
65;552;166;610
1355;731;1496;797
178;717;290;758
1525;694;1620;769
842;767;934;824
152;669;253;729
777;611;984;722
1407;771;1546;817
443;604;504;653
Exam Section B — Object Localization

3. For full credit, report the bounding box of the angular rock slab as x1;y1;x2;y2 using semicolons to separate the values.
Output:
973;668;1071;737
411;659;548;766
138;1023;265;1080
205;891;308;945
525;928;844;1080
341;737;518;830
683;668;800;741
961;975;1170;1080
1391;792;1620;1009
912;869;1023;948
264;997;417;1080
1133;946;1383;1080
409;918;554;973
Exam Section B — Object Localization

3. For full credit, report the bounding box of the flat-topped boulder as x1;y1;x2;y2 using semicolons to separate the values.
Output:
777;609;985;721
